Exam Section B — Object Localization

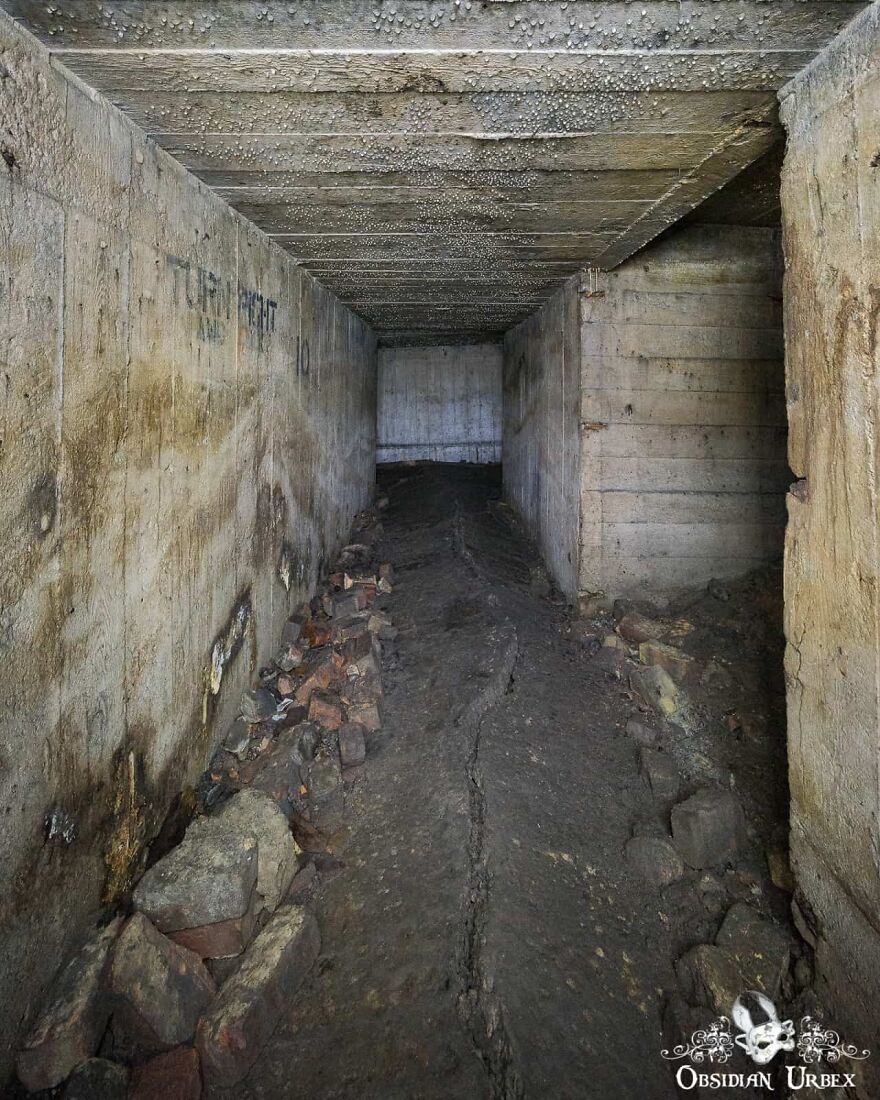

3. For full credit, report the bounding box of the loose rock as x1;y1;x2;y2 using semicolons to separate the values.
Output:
625;836;684;887
129;1046;201;1100
16;918;121;1092
109;914;216;1055
215;789;301;915
240;687;277;724
671;788;744;869
197;906;321;1093
133;817;259;956
339;721;367;768
617;611;665;644
638;640;695;684
625;717;660;747
62;1057;128;1100
630;665;680;717
639;747;681;803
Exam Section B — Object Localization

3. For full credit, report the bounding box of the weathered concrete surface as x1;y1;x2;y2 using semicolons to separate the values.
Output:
3;0;864;343
502;276;581;598
0;11;375;1082
503;227;787;605
779;1;880;1077
377;344;501;465
578;225;789;604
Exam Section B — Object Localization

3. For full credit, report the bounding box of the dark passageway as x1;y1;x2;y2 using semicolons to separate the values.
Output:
230;464;789;1099
4;2;880;1095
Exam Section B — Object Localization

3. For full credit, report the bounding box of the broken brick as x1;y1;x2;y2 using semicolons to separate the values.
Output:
333;589;366;618
197;906;321;1093
332;615;370;644
308;692;343;730
294;656;338;705
302;619;332;647
129;1046;201;1100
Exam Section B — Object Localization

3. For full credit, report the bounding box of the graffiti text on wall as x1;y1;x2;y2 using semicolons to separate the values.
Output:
166;255;279;350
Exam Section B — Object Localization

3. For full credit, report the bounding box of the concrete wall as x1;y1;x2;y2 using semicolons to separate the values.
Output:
0;11;375;1079
376;344;502;464
780;2;880;1071
579;226;789;606
502;278;581;598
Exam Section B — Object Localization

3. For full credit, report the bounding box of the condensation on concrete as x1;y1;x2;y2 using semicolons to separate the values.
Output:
502;277;581;599
578;224;789;604
779;2;880;1075
377;344;502;464
0;11;375;1076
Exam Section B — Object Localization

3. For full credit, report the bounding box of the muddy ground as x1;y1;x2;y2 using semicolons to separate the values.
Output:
234;463;802;1100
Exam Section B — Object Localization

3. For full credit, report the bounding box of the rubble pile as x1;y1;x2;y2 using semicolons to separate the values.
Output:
15;503;395;1097
577;578;812;1066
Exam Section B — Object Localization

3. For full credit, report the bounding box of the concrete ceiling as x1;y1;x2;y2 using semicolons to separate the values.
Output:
0;2;866;345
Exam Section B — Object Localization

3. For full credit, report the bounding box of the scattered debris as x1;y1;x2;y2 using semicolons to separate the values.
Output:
15;499;393;1095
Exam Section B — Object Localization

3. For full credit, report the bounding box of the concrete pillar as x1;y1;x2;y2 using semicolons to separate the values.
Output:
779;2;880;1071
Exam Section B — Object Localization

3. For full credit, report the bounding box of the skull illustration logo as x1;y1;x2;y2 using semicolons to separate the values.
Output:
732;991;796;1065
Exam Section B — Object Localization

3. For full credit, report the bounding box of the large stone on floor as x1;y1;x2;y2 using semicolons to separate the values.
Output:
109;914;216;1055
129;1046;202;1100
132;815;259;955
625;836;684;887
215;789;300;915
16;918;122;1091
671;789;744;869
62;1057;129;1100
197;906;321;1093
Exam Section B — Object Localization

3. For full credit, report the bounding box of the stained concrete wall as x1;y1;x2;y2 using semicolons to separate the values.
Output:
578;225;789;605
376;344;502;464
0;11;375;1079
502;278;581;598
780;2;880;1071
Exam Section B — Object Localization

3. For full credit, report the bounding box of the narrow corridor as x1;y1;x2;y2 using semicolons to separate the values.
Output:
234;465;789;1099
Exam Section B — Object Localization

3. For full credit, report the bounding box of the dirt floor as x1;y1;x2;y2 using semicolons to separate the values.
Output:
234;463;799;1100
